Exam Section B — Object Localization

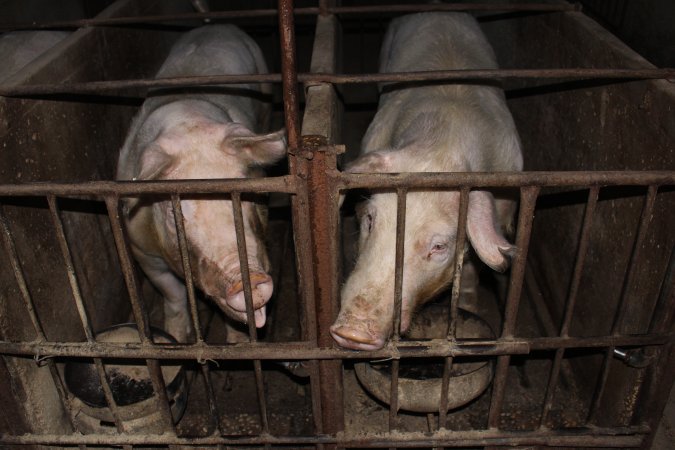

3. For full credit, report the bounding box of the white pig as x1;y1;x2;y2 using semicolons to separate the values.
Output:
331;13;523;350
116;25;286;342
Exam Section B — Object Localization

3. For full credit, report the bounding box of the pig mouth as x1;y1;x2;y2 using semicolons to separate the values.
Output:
213;272;273;328
329;322;387;351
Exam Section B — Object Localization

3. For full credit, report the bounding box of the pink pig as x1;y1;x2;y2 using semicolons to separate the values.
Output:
331;13;523;350
117;25;285;342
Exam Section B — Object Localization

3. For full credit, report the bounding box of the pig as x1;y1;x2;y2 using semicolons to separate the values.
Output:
330;13;523;350
116;25;286;342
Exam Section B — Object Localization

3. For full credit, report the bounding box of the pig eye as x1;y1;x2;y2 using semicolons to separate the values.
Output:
428;238;450;261
362;213;373;234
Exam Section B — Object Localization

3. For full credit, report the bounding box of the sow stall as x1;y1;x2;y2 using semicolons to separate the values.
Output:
0;0;674;448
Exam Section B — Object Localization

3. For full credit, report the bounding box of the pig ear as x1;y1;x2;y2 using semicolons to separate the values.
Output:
225;128;287;166
466;190;516;272
137;144;174;180
344;151;396;173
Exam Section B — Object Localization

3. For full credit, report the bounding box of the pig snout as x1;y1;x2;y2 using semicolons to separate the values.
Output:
329;296;391;351
330;322;386;351
223;271;273;328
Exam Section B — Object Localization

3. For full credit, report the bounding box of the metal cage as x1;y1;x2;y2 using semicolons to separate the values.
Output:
0;0;674;448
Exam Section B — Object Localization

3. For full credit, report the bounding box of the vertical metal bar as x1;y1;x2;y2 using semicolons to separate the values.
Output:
439;188;469;429
104;195;176;433
392;188;407;339
278;5;325;446
47;195;95;341
611;185;658;335
0;203;47;341
304;136;344;447
448;187;470;338
200;363;225;436
502;187;540;338
388;188;406;437
559;187;599;337
587;185;658;425
231;192;269;436
488;186;539;429
52;198;127;435
1;202;120;437
438;355;455;430
538;187;599;428
231;192;258;340
278;0;300;149
104;195;152;341
171;195;203;343
48;195;135;433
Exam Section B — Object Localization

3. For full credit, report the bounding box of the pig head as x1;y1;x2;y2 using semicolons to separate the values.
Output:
330;13;523;351
123;114;285;341
117;25;284;342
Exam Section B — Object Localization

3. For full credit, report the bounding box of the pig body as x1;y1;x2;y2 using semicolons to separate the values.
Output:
331;13;523;350
117;25;285;342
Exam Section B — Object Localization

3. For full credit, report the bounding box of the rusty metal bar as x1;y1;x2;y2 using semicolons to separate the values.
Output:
612;185;658;335
104;195;152;341
200;363;225;436
5;333;674;360
0;2;577;32
3;68;675;98
2;172;675;198
488;187;540;428
47;195;95;341
104;195;176;433
393;189;407;338
278;0;300;149
389;359;400;435
538;187;600;428
170;195;203;343
0;426;649;447
438;356;455;430
338;171;675;189
46;195;131;433
2;203;118;437
388;188;407;435
587;185;659;425
303;137;345;443
231;192;270;435
503;187;540;337
0;204;47;341
448;187;470;339
231;192;259;341
0;176;294;197
437;187;470;428
560;186;600;337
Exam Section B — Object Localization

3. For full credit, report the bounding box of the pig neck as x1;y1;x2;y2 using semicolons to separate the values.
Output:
370;89;518;173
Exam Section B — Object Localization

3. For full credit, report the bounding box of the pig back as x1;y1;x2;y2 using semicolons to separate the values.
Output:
117;25;272;181
150;24;270;132
363;12;522;174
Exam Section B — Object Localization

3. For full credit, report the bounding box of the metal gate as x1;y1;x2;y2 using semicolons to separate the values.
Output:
1;0;674;448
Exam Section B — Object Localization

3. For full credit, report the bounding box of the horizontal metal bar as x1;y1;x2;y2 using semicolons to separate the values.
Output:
0;426;648;447
338;171;675;189
1;333;671;361
0;176;296;197
2;68;674;97
1;172;672;199
0;3;577;32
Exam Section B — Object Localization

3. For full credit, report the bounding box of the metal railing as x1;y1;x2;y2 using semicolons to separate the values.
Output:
0;0;674;448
